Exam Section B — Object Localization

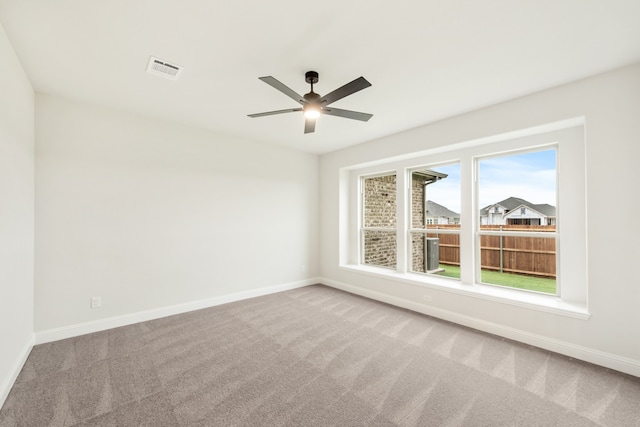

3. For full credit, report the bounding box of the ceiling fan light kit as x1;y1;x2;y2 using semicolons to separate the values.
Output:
303;105;321;119
248;71;372;134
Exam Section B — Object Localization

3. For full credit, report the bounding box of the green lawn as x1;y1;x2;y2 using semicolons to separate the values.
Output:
434;264;556;294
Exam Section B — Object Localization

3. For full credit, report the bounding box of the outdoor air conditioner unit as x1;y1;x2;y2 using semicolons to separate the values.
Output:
424;237;439;272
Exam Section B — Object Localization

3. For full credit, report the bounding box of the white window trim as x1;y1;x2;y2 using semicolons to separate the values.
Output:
341;122;588;319
410;228;460;235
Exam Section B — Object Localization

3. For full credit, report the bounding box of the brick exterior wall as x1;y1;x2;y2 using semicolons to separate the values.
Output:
363;174;397;228
412;175;427;272
363;175;397;268
363;174;428;271
363;230;397;267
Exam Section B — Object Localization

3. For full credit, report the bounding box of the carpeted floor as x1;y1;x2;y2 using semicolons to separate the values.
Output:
1;284;639;426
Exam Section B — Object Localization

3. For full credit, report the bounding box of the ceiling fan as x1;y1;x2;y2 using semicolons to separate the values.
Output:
248;71;373;134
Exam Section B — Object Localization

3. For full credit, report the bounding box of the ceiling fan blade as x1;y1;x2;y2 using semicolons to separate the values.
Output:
248;108;302;118
304;118;316;134
319;76;371;106
322;107;373;122
259;76;307;105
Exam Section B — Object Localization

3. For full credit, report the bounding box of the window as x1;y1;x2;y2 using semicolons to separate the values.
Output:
344;123;587;315
477;149;557;294
409;163;461;279
361;173;397;268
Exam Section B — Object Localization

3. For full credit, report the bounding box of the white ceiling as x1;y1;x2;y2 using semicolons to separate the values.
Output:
1;0;639;154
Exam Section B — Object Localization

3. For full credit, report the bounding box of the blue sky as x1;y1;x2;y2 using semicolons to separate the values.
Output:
424;149;557;213
424;163;462;213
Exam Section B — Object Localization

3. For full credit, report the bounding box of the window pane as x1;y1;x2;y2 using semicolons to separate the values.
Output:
480;235;556;293
411;164;460;228
478;149;557;294
479;150;556;227
363;230;396;268
410;164;460;278
362;174;397;269
363;174;396;228
410;231;460;279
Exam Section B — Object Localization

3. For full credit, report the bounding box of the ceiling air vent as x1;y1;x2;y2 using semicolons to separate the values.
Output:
146;56;182;81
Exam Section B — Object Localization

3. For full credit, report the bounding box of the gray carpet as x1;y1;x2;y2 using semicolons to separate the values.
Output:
1;285;639;426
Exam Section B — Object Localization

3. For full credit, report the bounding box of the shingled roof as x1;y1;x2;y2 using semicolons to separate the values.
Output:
480;197;556;217
426;200;460;218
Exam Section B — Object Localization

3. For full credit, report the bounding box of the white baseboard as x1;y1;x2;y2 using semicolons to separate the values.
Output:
320;277;640;378
31;276;640;377
35;279;319;345
0;334;34;410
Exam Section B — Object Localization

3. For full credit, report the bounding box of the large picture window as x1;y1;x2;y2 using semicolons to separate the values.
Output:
477;149;557;295
346;124;587;314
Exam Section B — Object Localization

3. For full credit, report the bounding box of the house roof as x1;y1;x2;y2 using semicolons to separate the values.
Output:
480;197;556;217
414;169;448;185
1;1;639;155
426;200;459;219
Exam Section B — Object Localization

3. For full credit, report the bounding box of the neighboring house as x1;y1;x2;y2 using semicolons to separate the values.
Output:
426;200;460;225
480;196;556;226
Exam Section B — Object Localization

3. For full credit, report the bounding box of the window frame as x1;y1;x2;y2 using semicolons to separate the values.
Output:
342;123;588;318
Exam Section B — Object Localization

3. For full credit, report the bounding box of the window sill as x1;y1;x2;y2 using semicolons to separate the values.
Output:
339;264;590;320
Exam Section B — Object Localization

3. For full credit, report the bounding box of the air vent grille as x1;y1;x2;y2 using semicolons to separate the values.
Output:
146;57;182;80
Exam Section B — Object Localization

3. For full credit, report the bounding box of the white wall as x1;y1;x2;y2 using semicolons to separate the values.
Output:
320;63;640;375
35;94;319;333
0;23;34;406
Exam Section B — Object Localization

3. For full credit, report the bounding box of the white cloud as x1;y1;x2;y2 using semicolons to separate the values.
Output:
423;151;556;213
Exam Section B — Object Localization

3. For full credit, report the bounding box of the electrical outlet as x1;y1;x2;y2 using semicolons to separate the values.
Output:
301;264;307;273
422;295;432;302
91;296;101;308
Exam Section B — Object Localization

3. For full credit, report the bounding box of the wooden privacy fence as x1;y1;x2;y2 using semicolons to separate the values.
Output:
425;225;556;278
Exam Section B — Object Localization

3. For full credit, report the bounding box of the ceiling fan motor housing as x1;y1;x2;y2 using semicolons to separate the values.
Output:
305;71;319;85
303;91;321;103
